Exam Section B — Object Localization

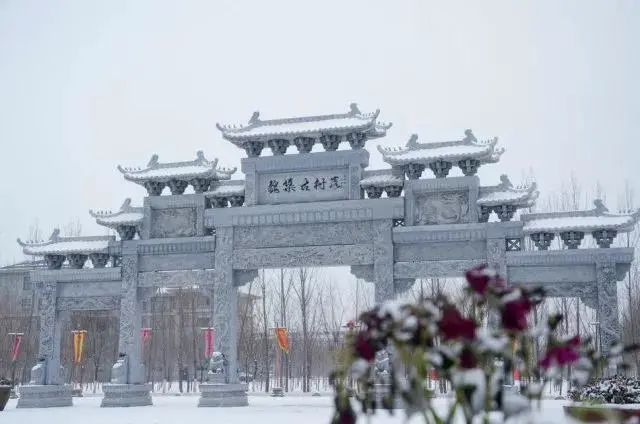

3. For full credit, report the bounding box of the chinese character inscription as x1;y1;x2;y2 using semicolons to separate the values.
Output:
260;172;348;204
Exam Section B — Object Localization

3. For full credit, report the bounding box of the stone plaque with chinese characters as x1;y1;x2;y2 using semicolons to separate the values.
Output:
258;169;348;204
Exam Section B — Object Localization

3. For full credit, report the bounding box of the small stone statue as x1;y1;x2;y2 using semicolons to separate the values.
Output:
374;350;391;384
29;357;47;385
111;353;128;384
207;352;227;384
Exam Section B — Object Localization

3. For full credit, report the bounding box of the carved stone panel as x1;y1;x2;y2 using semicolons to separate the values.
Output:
57;296;120;311
233;221;373;249
596;262;620;356
414;191;470;225
258;169;348;205
150;208;197;238
233;244;374;269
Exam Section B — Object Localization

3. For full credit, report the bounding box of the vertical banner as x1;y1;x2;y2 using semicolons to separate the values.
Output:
274;327;289;354
203;328;214;359
141;328;152;355
72;330;87;364
9;333;23;362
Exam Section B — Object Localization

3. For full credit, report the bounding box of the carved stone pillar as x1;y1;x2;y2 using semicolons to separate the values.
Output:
596;261;620;356
486;233;507;280
16;283;73;408
102;244;151;407
37;281;62;385
213;227;239;382
116;251;145;384
373;220;394;304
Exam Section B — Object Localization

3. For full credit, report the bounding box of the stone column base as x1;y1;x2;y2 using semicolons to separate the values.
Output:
374;384;404;409
16;384;72;408
101;383;152;407
271;387;284;397
198;383;248;407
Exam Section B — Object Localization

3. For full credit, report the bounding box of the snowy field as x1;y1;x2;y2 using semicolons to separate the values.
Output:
1;394;576;424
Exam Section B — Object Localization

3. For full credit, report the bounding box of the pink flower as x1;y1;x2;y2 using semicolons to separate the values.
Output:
501;298;532;332
540;336;581;369
459;346;477;369
353;333;376;361
439;307;476;341
465;265;505;296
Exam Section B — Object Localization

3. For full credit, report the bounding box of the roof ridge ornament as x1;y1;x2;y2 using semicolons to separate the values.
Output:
148;154;159;168
49;228;60;241
349;103;361;115
499;174;513;189
593;199;609;215
249;111;260;125
407;134;419;148
463;129;477;143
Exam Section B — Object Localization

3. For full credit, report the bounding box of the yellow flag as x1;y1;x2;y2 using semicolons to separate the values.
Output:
72;330;87;364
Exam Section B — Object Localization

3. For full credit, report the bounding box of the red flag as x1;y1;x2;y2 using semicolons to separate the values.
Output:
203;328;214;359
274;328;289;354
141;328;152;355
10;334;22;362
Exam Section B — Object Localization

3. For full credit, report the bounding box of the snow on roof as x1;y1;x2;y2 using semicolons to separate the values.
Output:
360;170;404;187
17;229;114;256
118;151;236;184
521;200;640;233
217;103;391;145
205;182;245;197
90;198;144;229
477;175;538;207
378;131;504;166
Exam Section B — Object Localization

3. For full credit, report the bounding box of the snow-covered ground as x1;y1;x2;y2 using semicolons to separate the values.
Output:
0;394;574;424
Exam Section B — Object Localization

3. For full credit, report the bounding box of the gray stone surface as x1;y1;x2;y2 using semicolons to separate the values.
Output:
198;383;248;407
101;383;152;407
16;384;72;408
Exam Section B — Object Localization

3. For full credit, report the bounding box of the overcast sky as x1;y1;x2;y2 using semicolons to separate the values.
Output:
0;1;638;265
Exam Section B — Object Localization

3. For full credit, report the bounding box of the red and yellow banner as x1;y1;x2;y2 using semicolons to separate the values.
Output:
275;327;289;354
9;333;23;362
72;330;87;364
203;328;214;359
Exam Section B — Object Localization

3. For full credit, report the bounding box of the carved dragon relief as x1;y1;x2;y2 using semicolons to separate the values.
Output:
415;192;470;225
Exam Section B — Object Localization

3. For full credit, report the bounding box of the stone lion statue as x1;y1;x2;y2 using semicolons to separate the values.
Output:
110;353;128;384
29;357;47;385
207;352;227;383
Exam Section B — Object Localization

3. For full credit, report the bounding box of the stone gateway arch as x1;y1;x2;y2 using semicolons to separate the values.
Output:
15;104;638;408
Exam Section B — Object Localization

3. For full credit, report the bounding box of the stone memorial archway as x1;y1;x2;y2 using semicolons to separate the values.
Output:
16;104;638;408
